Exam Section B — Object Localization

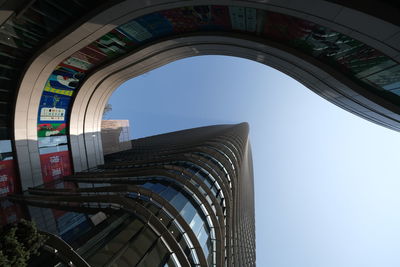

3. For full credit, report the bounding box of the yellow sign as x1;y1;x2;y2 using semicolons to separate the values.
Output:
44;81;74;96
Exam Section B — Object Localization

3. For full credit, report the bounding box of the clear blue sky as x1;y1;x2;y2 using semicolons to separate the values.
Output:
107;55;400;267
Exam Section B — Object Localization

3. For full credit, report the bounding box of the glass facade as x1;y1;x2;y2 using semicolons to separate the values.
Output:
8;123;254;266
140;180;215;265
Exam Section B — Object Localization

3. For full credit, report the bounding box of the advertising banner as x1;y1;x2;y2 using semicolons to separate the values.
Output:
0;140;18;196
40;151;72;183
210;6;231;30
109;29;137;46
38;91;72;124
161;7;201;32
0;159;18;196
100;29;138;53
89;28;139;59
38;123;66;137
80;43;114;65
229;7;257;32
162;6;231;32
37;65;85;133
95;34;128;57
136;13;173;38
47;66;85;90
263;13;316;43
60;53;93;72
118;20;154;42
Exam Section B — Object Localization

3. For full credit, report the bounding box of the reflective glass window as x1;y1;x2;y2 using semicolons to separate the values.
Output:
189;213;204;236
128;227;157;260
197;224;209;248
171;192;187;212
160;186;178;201
364;65;400;89
142;182;154;190
180;201;197;223
138;239;169;267
168;220;181;240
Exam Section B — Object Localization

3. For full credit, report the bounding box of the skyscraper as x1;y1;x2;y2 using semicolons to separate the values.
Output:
11;123;255;267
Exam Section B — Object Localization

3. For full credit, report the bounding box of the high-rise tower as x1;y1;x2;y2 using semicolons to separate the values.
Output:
11;123;255;267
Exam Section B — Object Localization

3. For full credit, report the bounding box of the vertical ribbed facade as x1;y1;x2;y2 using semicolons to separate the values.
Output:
12;123;255;266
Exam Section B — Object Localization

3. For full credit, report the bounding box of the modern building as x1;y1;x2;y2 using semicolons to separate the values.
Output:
10;123;255;267
0;1;399;265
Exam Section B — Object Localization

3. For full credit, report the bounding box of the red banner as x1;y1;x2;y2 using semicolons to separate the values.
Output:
40;151;72;183
0;159;19;196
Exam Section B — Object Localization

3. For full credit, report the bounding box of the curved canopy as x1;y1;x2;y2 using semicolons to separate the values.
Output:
3;1;399;188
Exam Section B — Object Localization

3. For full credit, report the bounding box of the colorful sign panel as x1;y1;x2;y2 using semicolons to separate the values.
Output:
37;66;82;179
40;150;72;183
38;123;66;137
38;92;70;123
37;5;400;181
38;135;71;183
